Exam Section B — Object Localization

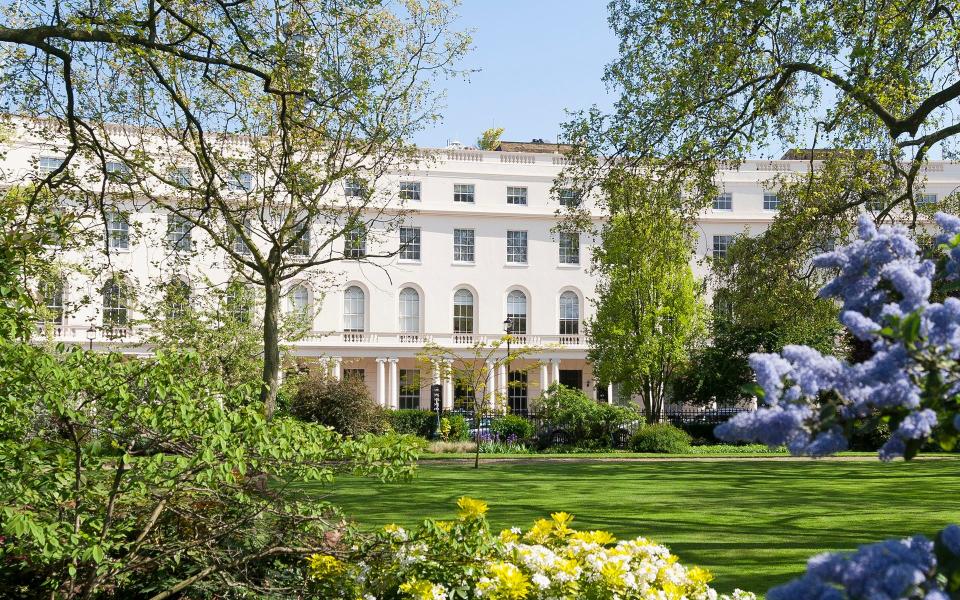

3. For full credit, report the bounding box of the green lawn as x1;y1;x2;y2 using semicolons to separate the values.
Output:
322;457;960;596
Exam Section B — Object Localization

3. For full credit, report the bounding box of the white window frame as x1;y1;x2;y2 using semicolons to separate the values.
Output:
343;286;365;332
559;291;580;335
713;235;734;259
454;228;475;263
399;181;421;201
107;212;129;250
506;230;528;264
506;186;528;205
399;287;421;333
167;214;192;252
453;288;474;334
453;183;475;203
763;192;780;211
506;289;528;334
344;225;366;259
344;179;364;198
399;226;421;261
559;188;580;207
559;232;580;264
713;192;733;211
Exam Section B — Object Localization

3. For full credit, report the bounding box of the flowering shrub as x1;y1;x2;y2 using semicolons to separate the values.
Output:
306;497;756;600
717;214;960;460
479;431;532;454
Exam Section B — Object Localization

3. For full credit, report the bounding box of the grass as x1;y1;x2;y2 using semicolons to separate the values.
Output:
321;457;960;596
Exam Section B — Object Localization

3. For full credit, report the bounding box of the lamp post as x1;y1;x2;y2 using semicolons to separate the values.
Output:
86;324;96;352
503;317;513;413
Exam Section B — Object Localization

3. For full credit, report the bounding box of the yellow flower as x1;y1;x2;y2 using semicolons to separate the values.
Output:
687;566;714;586
435;520;453;532
457;496;489;520
525;518;554;544
499;528;520;544
484;561;530;600
399;579;444;600
550;511;574;538
571;530;616;545
600;560;627;589
305;553;344;580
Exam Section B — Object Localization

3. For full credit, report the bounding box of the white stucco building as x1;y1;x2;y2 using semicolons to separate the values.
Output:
11;134;960;413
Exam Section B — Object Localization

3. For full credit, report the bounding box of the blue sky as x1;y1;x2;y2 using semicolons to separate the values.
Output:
414;1;619;148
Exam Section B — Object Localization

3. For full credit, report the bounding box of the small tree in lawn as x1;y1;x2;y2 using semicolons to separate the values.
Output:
586;171;706;422
418;338;537;469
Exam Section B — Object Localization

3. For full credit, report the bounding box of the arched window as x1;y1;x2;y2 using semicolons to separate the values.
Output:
166;279;191;320
39;279;64;324
559;291;579;335
102;278;127;327
289;284;309;314
343;286;365;332
506;290;527;334
399;287;420;333
453;289;474;333
222;281;251;324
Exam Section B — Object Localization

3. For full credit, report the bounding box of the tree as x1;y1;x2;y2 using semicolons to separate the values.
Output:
476;127;504;150
586;171;706;422
0;0;470;417
418;338;536;468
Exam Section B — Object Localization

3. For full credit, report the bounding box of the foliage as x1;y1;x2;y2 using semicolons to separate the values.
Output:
717;214;960;460
0;342;420;599
536;384;643;448
1;0;470;415
767;525;960;600
386;409;439;438
477;127;505;150
306;497;756;600
630;423;693;454
446;414;471;442
585;171;706;422
490;414;535;442
290;370;385;437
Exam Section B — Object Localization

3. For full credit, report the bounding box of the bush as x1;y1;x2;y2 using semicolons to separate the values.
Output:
490;413;535;441
385;409;439;438
447;413;471;441
536;384;644;448
630;423;693;453
290;371;385;436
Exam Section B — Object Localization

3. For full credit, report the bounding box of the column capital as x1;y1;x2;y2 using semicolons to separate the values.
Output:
388;357;399;364
376;357;386;364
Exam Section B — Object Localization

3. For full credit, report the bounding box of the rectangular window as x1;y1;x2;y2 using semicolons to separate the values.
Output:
399;181;421;201
343;368;365;382
763;193;780;210
290;220;310;257
344;225;366;259
105;161;131;181
506;230;528;264
171;167;192;186
227;172;253;191
508;371;528;415
559;232;580;264
166;214;192;252
399;226;421;260
399;369;421;410
506;186;528;205
713;192;732;211
919;193;938;205
344;179;364;198
454;228;475;262
713;235;734;259
38;156;64;174
454;183;475;203
233;220;253;255
107;212;129;250
559;188;580;207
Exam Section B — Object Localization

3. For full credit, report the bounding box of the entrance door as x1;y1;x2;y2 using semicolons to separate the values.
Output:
559;369;583;390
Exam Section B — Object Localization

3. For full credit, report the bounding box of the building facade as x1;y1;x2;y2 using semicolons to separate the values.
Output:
11;135;960;412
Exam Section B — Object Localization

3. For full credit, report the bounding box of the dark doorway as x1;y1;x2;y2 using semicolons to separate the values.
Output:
508;371;528;415
559;369;583;390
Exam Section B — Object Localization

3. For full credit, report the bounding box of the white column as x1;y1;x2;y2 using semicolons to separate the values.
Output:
332;356;342;381
486;360;495;413
551;359;561;387
607;382;614;405
540;362;549;395
376;358;386;407
443;359;454;410
498;363;507;413
389;358;400;410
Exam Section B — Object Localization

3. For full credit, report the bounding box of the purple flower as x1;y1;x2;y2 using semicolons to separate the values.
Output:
940;524;960;557
954;414;960;433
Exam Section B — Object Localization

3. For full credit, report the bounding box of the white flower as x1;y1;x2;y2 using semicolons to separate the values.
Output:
532;573;550;589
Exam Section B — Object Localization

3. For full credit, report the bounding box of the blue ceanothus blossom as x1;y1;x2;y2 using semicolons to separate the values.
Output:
767;525;960;600
716;213;960;460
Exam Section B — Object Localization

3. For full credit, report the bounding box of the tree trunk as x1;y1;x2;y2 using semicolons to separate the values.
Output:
261;279;281;419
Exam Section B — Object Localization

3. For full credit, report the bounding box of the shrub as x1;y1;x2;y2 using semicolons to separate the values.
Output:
385;409;438;438
290;371;385;436
536;384;644;448
630;423;693;453
447;413;471;441
427;440;476;454
306;497;756;600
490;413;535;441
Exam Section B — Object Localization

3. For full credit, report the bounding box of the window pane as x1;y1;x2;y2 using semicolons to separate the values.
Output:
38;156;64;173
166;280;190;320
559;188;580;207
506;290;527;334
102;279;127;326
399;227;421;260
399;287;420;332
289;285;309;313
233;219;253;255
39;279;64;324
506;230;527;263
167;214;192;252
506;186;527;205
453;184;475;203
223;283;251;324
508;371;528;414
399;181;421;201
559;232;579;264
345;225;366;259
345;179;364;198
712;235;734;259
227;172;253;191
453;289;474;333
290;220;310;257
454;228;475;262
559;291;579;335
763;193;780;210
343;286;365;331
108;212;129;250
343;368;365;381
399;369;421;409
713;192;732;210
